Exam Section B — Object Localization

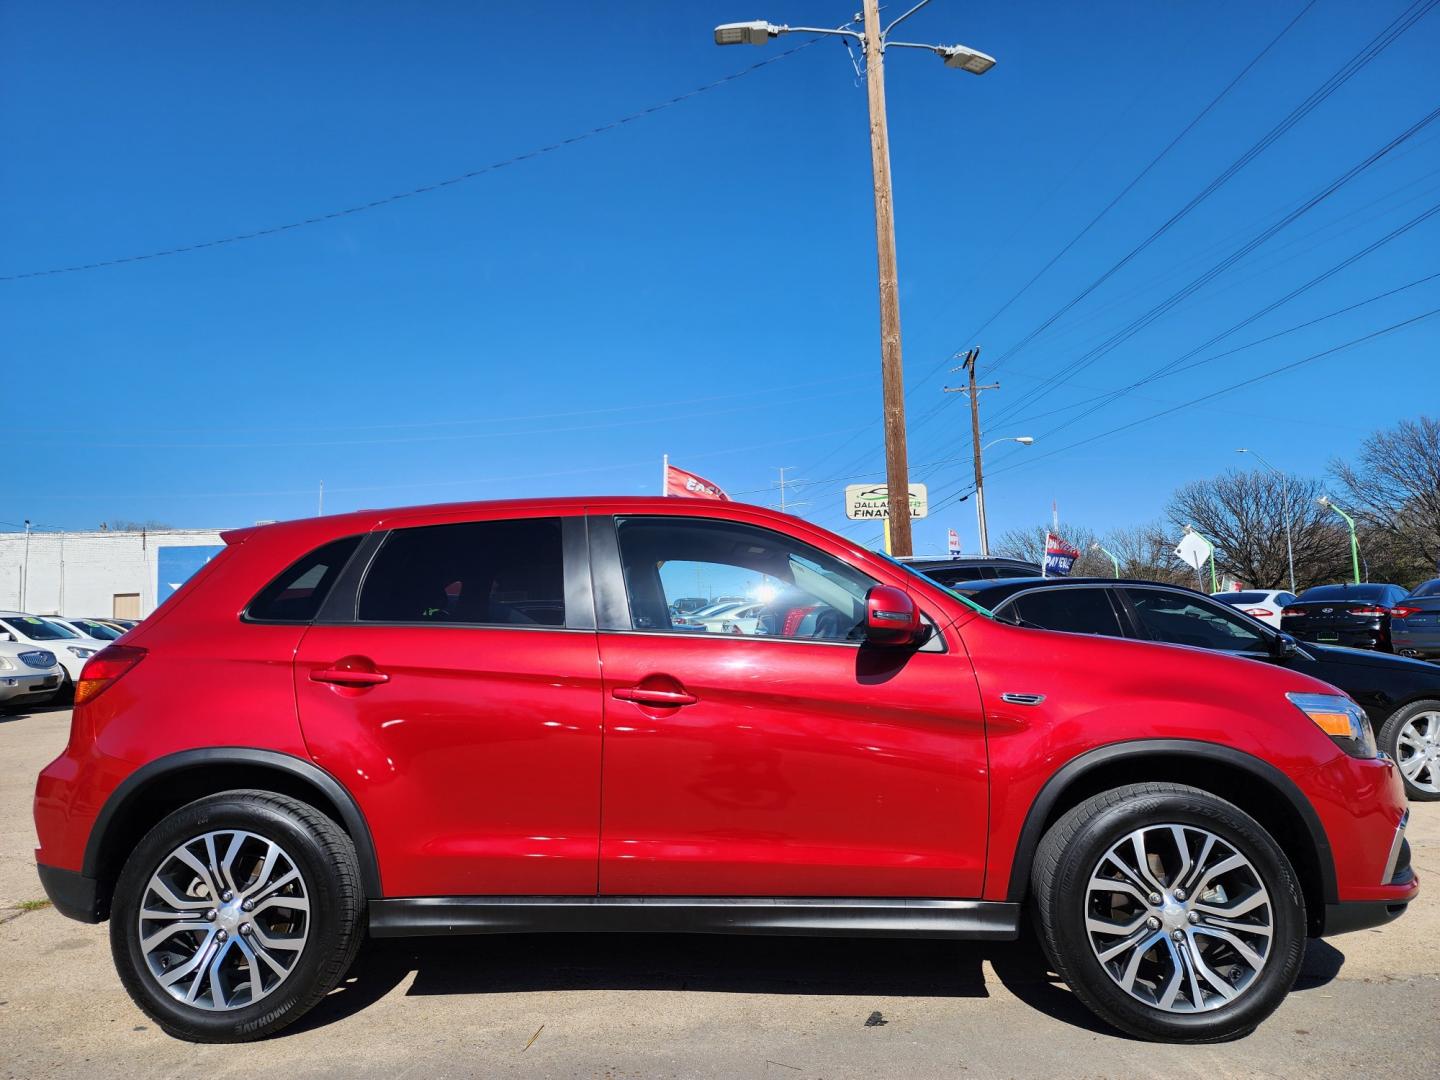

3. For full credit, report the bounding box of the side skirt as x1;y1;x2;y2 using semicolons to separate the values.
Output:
368;896;1021;941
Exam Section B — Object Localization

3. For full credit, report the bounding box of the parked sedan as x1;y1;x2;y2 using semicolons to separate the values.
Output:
942;576;1440;801
0;612;108;692
1392;578;1440;660
50;617;125;642
1211;589;1297;628
0;640;64;711
1280;582;1411;652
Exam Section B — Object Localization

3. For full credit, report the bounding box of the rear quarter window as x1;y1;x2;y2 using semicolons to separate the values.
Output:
246;536;364;623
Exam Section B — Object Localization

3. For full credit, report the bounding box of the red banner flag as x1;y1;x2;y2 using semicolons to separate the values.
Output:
664;462;730;501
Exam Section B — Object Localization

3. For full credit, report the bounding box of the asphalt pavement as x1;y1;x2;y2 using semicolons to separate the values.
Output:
2;705;1436;1079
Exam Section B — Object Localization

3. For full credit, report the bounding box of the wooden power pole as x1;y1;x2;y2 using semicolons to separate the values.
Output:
945;347;1000;555
861;0;914;556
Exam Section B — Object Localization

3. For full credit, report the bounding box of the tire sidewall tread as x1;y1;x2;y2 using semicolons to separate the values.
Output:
109;789;365;1043
1030;782;1306;1043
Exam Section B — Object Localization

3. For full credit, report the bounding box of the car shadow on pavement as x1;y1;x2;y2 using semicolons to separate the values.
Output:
289;927;1347;1040
0;703;69;724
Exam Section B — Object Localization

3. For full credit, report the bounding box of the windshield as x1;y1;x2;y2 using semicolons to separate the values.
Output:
1410;579;1440;598
1;616;79;640
70;619;121;640
874;553;994;617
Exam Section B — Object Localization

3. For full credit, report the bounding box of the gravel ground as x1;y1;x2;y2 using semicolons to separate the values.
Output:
2;705;1435;1079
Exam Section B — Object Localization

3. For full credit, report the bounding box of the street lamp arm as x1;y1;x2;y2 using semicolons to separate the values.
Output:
883;0;936;34
779;24;864;41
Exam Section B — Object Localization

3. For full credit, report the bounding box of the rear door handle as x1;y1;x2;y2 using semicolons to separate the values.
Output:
612;686;698;707
311;667;389;687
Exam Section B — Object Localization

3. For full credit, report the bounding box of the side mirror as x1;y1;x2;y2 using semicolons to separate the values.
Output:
864;585;923;647
1272;632;1299;658
0;631;12;642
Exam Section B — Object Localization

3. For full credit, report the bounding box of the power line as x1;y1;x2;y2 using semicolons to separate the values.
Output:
984;0;1439;378
983;102;1440;432
0;40;819;283
926;304;1440;518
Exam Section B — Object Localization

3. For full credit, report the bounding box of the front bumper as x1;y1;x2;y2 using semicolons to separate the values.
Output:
36;863;105;923
0;669;63;704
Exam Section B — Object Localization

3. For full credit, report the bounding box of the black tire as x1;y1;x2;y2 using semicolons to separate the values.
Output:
110;790;365;1042
1030;782;1306;1042
1379;700;1440;802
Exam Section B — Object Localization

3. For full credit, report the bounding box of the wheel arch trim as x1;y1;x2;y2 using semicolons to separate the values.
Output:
82;747;382;898
1005;738;1337;905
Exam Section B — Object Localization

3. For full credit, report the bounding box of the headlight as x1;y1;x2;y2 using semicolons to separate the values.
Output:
1287;692;1377;758
66;646;97;659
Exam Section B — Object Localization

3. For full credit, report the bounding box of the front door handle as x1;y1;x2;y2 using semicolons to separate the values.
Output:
612;686;698;707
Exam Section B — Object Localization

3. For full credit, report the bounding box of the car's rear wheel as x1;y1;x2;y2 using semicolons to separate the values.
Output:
1031;783;1306;1042
1380;701;1440;801
110;790;365;1042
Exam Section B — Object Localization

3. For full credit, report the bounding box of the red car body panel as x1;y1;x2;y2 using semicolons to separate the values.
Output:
33;497;1418;928
595;624;988;897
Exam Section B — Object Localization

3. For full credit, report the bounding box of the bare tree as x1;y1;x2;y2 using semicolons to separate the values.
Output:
994;522;1109;576
1331;416;1440;585
1097;521;1193;584
1166;470;1349;590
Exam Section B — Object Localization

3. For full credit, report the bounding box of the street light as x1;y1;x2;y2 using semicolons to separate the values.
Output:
970;436;1033;556
1317;495;1362;584
1236;448;1296;593
714;0;995;557
1091;542;1121;578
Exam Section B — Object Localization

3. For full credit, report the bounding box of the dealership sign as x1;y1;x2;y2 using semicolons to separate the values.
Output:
844;483;928;520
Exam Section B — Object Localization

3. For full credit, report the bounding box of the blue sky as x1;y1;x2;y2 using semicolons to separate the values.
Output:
3;0;1437;553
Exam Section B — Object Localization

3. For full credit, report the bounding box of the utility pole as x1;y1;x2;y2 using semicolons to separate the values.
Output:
944;348;1000;555
773;466;807;515
862;0;913;556
20;521;31;613
712;5;996;558
318;480;325;517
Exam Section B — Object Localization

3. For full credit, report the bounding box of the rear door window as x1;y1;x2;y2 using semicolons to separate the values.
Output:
998;587;1126;637
358;518;565;626
1123;588;1268;652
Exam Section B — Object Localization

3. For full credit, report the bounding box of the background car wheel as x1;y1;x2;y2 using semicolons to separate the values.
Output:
1030;782;1306;1042
110;790;365;1042
1380;701;1440;802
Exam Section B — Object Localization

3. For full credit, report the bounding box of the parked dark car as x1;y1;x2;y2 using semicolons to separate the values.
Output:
1392;578;1440;660
942;575;1440;802
1280;583;1411;652
896;555;1042;588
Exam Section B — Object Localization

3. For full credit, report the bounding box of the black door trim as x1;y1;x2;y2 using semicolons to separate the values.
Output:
369;895;1020;940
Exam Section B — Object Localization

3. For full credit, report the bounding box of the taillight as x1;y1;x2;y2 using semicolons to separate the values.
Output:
73;645;146;705
1391;605;1420;618
1281;606;1304;617
1244;607;1274;617
1349;606;1388;616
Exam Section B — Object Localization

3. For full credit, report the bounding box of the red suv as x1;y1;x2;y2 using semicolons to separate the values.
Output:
34;499;1416;1043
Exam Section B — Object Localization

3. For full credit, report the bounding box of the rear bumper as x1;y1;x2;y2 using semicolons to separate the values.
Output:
1288;627;1388;651
1391;625;1440;657
36;863;106;923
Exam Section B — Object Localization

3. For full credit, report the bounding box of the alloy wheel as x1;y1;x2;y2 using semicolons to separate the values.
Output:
1085;824;1273;1013
137;830;310;1011
1395;710;1440;794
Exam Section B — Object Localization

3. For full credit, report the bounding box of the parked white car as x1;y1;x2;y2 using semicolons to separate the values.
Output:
0;639;65;711
1209;589;1298;629
0;612;108;688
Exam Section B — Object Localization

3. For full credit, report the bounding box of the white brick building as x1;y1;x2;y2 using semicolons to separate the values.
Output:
0;529;227;619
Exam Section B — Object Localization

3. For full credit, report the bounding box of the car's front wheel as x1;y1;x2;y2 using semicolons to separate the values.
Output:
110;790;365;1042
1031;782;1306;1042
1380;700;1440;801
